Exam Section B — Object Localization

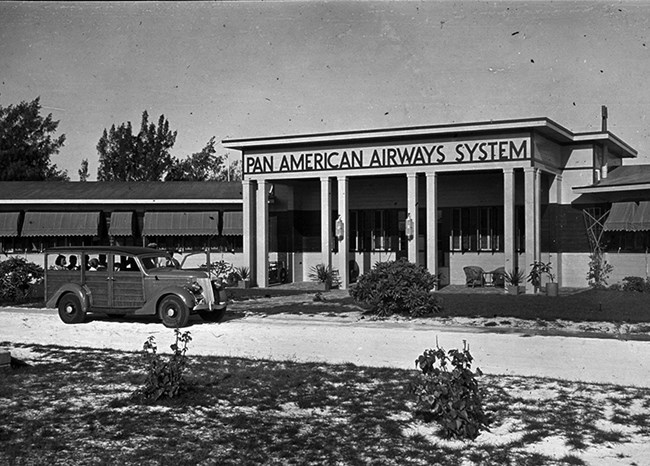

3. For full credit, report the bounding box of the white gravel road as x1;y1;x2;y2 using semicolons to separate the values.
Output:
1;304;649;388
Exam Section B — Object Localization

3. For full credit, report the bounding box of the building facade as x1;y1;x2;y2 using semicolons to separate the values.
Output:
223;117;638;292
0;181;244;269
1;117;647;292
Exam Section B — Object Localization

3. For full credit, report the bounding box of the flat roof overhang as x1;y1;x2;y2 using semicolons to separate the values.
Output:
222;117;637;159
573;183;650;195
0;199;242;205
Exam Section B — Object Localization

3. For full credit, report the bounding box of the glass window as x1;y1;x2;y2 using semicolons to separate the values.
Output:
114;255;140;272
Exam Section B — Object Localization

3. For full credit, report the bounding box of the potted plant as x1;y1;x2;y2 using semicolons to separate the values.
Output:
504;268;525;295
308;263;334;291
527;261;557;295
234;266;251;289
545;267;558;297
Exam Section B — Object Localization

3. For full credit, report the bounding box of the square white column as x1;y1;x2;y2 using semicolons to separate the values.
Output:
256;179;269;288
535;169;541;261
554;175;562;287
425;172;437;277
524;167;538;293
242;178;256;282
503;168;516;275
337;175;349;290
407;173;419;264
320;177;332;269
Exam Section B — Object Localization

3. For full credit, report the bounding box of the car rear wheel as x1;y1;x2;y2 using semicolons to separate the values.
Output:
198;309;226;322
58;294;86;324
158;295;190;328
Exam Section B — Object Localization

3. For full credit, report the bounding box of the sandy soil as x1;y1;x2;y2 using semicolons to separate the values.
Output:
2;292;650;465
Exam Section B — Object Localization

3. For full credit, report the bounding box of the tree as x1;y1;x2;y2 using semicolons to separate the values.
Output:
166;138;241;182
166;137;220;181
96;111;177;181
78;158;89;182
0;97;68;180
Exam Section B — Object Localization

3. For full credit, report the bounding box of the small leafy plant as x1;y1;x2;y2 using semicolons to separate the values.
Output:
350;258;440;318
234;265;250;281
527;260;554;290
308;263;334;285
409;341;490;440
133;329;192;401
504;268;525;287
587;250;613;289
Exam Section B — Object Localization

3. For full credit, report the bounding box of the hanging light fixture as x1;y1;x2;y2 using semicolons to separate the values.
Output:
335;215;344;241
405;213;414;241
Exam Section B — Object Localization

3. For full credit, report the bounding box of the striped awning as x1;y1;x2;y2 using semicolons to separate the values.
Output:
603;202;650;232
0;212;21;237
631;201;650;231
142;211;219;236
109;212;133;236
21;212;100;237
603;202;636;231
221;211;243;236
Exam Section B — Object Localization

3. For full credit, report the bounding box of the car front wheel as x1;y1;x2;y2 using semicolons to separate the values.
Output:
158;295;190;328
58;294;86;324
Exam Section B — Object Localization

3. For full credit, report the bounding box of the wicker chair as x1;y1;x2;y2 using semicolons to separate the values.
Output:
490;267;506;287
463;266;485;288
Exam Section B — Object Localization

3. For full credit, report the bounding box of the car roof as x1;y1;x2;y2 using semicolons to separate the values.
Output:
45;246;167;256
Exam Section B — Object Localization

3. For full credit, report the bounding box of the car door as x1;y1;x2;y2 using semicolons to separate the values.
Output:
110;253;145;309
82;252;110;308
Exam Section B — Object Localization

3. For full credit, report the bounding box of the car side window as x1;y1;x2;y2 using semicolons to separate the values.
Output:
84;253;107;272
114;255;140;273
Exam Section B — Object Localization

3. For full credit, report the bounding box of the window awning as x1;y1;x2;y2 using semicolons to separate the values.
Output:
221;211;243;236
631;201;650;231
109;212;133;236
603;202;636;231
21;212;100;237
142;211;219;236
602;201;650;232
0;212;21;237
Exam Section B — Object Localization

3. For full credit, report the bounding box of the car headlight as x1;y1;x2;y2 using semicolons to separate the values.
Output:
186;281;203;294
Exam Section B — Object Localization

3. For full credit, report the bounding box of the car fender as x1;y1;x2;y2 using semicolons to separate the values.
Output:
46;283;90;312
135;285;197;316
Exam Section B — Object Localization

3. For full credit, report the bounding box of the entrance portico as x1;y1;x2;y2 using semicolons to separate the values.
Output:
224;117;635;292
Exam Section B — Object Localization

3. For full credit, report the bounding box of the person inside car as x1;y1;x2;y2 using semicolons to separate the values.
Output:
87;258;100;271
67;255;79;270
53;255;67;270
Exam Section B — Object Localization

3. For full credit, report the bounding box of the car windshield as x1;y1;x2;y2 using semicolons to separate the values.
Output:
140;255;178;271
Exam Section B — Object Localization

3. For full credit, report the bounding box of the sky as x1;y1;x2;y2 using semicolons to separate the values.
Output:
1;1;650;180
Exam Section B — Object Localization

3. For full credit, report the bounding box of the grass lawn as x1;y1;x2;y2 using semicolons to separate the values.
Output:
434;289;650;324
227;287;650;324
2;342;649;465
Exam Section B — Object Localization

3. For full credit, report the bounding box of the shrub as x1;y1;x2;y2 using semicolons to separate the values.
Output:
132;329;192;401
409;341;490;440
0;257;44;303
210;260;237;285
621;276;650;293
349;258;440;318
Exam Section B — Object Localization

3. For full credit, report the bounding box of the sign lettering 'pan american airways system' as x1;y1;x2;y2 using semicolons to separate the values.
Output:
244;137;529;175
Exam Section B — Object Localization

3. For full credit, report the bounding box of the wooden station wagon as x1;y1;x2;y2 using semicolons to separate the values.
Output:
44;246;228;328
